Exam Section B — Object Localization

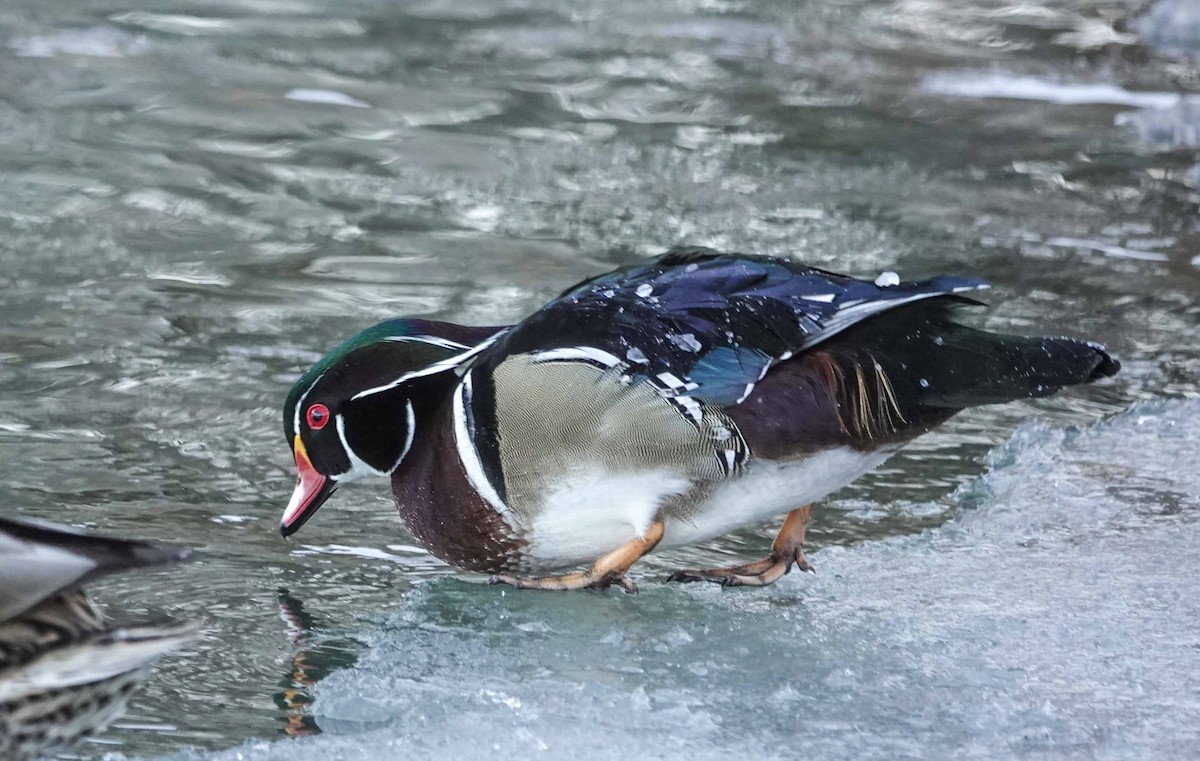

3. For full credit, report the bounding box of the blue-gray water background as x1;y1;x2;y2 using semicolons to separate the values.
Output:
2;0;1199;758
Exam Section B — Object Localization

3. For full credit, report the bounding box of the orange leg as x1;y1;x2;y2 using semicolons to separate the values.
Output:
667;505;814;587
489;520;665;594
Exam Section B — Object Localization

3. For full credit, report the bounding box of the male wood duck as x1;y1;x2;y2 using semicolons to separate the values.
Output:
280;247;1119;592
0;517;196;760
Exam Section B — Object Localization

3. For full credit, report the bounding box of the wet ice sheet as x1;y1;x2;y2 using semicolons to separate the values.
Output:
1136;0;1200;56
2;0;1198;755
157;400;1200;761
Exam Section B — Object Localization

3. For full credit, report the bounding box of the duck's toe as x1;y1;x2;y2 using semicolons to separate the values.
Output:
486;569;638;593
666;549;811;588
585;570;638;594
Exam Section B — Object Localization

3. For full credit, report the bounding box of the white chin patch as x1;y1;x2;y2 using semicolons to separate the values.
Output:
330;455;383;484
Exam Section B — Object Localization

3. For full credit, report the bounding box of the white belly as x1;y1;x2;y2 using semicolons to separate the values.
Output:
518;447;893;570
660;447;894;548
520;466;692;570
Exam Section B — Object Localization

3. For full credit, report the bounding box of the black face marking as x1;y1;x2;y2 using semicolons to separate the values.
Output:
341;388;413;474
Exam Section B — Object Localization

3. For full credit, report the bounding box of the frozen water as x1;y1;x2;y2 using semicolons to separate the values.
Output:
1136;0;1200;57
157;401;1200;761
2;0;1198;755
1116;99;1200;150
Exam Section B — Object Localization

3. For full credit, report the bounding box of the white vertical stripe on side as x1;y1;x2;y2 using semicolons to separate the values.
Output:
453;372;510;515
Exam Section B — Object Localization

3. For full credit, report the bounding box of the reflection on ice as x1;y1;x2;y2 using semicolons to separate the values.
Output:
160;401;1200;761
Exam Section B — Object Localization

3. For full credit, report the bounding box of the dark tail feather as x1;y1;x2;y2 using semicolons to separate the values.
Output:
733;301;1120;455
899;324;1117;409
822;301;1119;424
1086;345;1121;382
916;326;1119;409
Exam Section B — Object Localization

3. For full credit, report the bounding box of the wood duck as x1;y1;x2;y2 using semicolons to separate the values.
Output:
280;247;1119;592
0;517;196;760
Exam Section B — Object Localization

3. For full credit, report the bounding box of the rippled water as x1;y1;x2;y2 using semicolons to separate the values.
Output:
1;0;1197;757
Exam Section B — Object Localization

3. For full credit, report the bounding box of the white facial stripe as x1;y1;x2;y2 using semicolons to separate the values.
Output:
352;329;508;402
384;335;470;351
351;362;452;400
332;414;386;483
293;371;326;435
453;371;509;515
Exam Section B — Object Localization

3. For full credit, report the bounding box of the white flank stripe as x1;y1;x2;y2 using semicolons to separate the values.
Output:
391;400;416;474
453;372;509;515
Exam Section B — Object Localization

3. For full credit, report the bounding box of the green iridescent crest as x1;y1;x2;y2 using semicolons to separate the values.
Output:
283;319;436;432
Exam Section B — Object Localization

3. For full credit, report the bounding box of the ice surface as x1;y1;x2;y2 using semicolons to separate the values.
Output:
1136;0;1200;57
1116;98;1200;150
158;401;1200;761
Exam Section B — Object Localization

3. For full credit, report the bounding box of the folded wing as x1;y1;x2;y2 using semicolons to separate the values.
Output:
476;246;989;407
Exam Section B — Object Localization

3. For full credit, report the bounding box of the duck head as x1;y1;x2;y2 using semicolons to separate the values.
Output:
280;319;501;537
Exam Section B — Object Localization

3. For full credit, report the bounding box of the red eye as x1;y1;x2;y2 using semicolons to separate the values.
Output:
306;403;330;430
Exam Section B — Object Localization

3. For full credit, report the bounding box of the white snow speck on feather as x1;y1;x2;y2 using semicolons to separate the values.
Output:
875;271;900;287
668;333;702;352
635;283;654;297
